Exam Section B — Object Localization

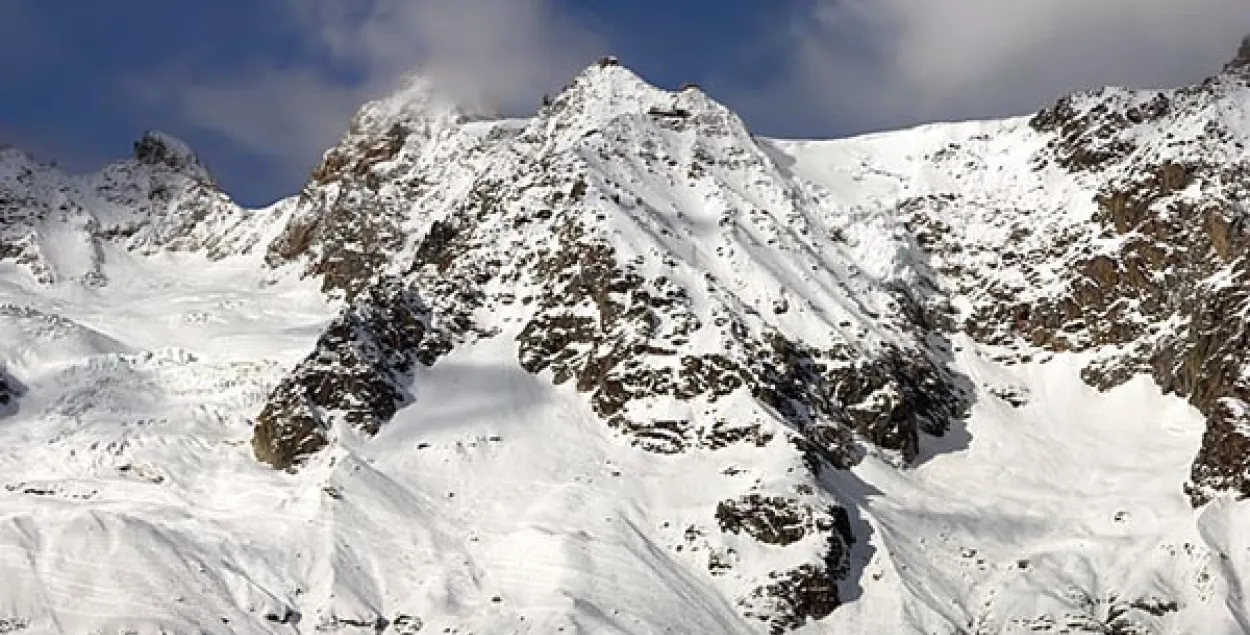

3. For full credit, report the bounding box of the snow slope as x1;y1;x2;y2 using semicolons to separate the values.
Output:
766;73;1250;630
1;53;1250;634
0;254;1226;634
829;342;1224;634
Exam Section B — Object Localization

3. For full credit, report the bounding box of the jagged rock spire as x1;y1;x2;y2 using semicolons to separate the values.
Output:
1228;34;1250;70
132;131;212;182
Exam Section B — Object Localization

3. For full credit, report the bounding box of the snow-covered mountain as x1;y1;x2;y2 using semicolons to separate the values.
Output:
2;39;1250;634
0;131;288;286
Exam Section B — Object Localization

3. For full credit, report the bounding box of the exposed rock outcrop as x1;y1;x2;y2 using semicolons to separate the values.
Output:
0;132;278;285
912;43;1250;506
263;77;517;299
131;130;212;183
0;368;19;417
743;564;843;635
252;279;430;469
1230;35;1250;70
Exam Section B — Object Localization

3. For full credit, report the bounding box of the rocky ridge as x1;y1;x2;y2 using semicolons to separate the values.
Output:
896;50;1250;506
250;60;971;631
265;77;523;300
252;278;431;470
0;131;283;285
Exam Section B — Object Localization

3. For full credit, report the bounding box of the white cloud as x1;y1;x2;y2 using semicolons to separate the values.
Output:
153;69;367;170
151;0;604;177
282;0;603;113
756;0;1250;134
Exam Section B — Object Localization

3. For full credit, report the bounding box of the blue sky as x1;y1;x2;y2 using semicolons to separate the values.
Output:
2;0;1247;205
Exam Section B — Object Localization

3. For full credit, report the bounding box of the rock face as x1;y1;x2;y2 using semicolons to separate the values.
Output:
252;279;430;469
0;368;19;416
1232;35;1250;69
264;77;519;299
834;37;1250;511
131;131;212;180
937;52;1250;506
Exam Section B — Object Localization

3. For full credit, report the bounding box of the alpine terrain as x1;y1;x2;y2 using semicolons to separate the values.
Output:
2;36;1250;635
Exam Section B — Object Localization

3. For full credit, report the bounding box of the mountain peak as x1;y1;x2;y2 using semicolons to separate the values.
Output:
1232;34;1250;68
532;55;728;143
304;75;467;188
562;55;730;119
352;75;465;137
132;131;211;182
569;55;657;95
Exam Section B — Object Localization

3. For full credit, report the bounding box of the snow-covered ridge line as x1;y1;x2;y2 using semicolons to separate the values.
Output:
3;38;1250;634
0;129;297;288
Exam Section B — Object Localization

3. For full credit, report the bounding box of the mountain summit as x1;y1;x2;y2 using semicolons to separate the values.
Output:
2;47;1250;634
131;130;212;182
1232;34;1250;68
